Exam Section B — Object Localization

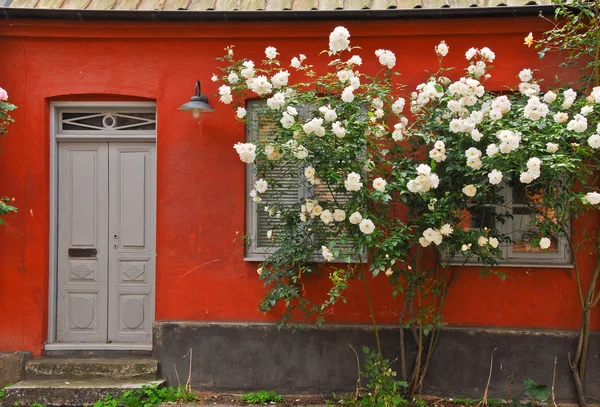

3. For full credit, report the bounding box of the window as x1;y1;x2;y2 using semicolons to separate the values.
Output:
244;100;358;262
456;181;571;267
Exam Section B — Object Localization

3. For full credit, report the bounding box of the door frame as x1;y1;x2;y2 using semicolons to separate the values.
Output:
47;101;157;351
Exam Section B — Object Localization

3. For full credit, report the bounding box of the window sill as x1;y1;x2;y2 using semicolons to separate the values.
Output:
449;260;574;269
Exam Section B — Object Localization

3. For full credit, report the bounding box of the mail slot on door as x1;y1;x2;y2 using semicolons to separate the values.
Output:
68;248;98;258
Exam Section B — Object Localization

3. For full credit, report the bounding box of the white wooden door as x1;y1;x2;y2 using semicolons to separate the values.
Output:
56;142;155;344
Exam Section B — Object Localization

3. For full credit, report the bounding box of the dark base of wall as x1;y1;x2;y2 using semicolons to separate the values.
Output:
0;351;31;388
153;322;600;402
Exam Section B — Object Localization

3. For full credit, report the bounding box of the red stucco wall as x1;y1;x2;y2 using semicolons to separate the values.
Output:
0;16;596;356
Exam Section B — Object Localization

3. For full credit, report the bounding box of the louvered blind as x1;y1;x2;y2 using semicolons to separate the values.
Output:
244;100;362;262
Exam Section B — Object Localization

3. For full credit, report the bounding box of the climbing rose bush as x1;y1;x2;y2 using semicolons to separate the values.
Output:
215;27;600;324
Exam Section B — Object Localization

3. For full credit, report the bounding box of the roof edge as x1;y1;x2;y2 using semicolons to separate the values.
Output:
0;5;556;22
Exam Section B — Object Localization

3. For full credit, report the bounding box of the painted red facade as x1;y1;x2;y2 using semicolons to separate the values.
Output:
0;16;597;356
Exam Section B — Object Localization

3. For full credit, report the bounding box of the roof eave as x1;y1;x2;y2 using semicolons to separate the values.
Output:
0;5;557;22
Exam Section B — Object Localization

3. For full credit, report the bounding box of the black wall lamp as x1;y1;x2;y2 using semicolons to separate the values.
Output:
179;80;214;119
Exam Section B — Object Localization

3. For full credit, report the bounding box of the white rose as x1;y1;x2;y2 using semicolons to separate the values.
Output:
320;210;334;225
543;91;557;104
539;237;551;250
321;246;335;262
344;172;363;192
435;41;449;57
236;107;247;119
265;46;278;59
488;170;503;185
546;142;559;153
478;236;488;247
588;134;600;149
359;219;375;235
462;184;477;197
291;57;301;68
254;179;268;193
583;191;600;205
489;237;499;248
519;68;533;83
486;144;499;157
419;237;431;247
349;212;363;225
333;209;346;222
385;268;393;277
373;177;387;192
329;26;351;53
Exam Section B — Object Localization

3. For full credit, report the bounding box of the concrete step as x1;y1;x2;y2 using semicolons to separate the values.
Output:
3;378;165;406
25;357;158;380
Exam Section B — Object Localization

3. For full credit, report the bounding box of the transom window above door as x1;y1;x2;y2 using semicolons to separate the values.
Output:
57;106;157;137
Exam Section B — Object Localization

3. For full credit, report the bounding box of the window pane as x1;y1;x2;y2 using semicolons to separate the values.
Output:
511;207;559;253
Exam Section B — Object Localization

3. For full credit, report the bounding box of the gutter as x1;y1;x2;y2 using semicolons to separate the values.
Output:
0;5;557;22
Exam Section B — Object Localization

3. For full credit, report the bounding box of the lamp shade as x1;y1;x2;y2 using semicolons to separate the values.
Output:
179;80;214;118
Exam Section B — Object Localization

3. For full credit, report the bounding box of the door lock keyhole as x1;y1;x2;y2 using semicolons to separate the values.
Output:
113;234;118;239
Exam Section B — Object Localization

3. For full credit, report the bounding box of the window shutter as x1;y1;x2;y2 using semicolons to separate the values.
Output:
246;100;302;259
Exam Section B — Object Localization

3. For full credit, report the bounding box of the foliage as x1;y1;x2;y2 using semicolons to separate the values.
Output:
0;88;17;226
31;403;44;407
216;24;600;399
240;390;285;404
524;379;550;406
0;383;10;400
0;197;17;226
536;0;599;90
92;384;197;407
333;347;407;407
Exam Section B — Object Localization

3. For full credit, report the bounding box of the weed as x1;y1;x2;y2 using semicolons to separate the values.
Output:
452;398;476;406
0;383;11;400
524;379;550;407
31;403;44;407
240;390;285;404
93;384;197;407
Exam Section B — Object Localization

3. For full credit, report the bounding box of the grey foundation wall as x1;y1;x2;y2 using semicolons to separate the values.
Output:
153;322;600;402
0;352;31;388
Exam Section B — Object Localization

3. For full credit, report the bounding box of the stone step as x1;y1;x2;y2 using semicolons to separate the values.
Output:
3;378;165;406
25;357;158;380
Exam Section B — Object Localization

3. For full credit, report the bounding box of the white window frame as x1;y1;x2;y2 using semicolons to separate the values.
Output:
451;183;572;268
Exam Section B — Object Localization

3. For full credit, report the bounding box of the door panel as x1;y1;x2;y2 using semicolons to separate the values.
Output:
108;143;155;343
57;143;109;343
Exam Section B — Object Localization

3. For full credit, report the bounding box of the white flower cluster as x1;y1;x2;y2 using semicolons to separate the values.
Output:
375;49;396;69
448;77;485;108
419;224;454;247
490;95;512;120
392;118;408;141
583;191;600;205
264;144;282;161
411;80;444;110
318;208;346;225
392;98;406;115
519;157;542;184
487;169;503;185
329;26;350;53
562;89;577;109
518;68;540;97
344;172;363;192
233;142;256;163
267;92;286;109
300;199;323;222
290;54;306;68
304;166;321;185
332;121;346;138
240;60;255;79
567;114;588;133
476;235;499;248
265;46;278;59
303;117;326;137
271;70;290;88
465;147;482;170
249;178;269;203
248;75;273;96
430;140;446;163
280;106;298;129
319;105;338;122
496;129;521;154
407;164;440;194
284;139;309;159
219;85;232;104
464;47;494;78
435;41;449;57
523;96;549;121
321;246;335;262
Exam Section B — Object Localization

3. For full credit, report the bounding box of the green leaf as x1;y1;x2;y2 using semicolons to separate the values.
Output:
524;379;550;402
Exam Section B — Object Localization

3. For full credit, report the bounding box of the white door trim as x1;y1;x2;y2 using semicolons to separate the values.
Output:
47;101;157;350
